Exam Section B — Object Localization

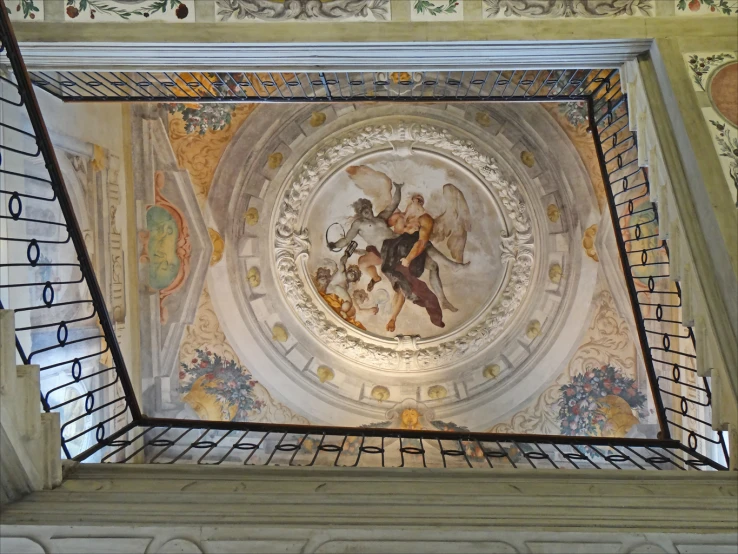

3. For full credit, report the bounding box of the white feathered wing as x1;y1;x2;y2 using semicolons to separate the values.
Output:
431;184;471;263
345;165;393;213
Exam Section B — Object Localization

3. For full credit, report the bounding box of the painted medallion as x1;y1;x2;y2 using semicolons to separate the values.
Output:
708;61;738;128
305;151;505;340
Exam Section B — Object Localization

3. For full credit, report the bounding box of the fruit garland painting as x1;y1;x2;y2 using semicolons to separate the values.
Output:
686;53;735;90
678;0;738;15
164;103;237;136
65;0;189;20
180;348;264;422
5;0;39;19
559;365;647;439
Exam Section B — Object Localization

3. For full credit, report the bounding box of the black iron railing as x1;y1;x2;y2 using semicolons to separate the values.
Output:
0;16;729;469
78;418;719;470
30;69;604;103
0;7;141;460
589;74;730;466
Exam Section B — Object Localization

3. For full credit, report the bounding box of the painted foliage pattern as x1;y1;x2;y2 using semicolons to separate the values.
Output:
541;101;607;212
414;0;459;16
686;53;734;90
5;0;40;18
489;283;651;439
483;0;653;18
26;0;738;19
709;119;738;204
65;0;190;20
215;0;390;21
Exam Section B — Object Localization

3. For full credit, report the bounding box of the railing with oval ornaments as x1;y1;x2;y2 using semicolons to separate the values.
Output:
0;6;141;461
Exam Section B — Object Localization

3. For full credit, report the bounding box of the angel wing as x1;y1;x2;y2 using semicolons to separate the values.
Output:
431;184;471;263
346;165;393;213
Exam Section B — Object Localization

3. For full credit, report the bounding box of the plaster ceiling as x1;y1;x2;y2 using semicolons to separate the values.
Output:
129;99;659;439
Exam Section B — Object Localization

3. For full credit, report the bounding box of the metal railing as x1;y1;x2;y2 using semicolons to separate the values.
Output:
81;418;719;470
0;7;141;460
0;15;729;470
589;73;729;466
30;68;605;103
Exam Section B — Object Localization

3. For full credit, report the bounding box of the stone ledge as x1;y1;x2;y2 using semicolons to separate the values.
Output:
2;464;735;534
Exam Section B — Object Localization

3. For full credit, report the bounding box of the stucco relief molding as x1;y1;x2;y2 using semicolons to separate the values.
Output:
276;214;400;367
274;121;534;370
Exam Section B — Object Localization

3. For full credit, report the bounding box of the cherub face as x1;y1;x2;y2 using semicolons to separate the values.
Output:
346;265;361;283
401;408;420;429
314;267;333;292
352;289;368;306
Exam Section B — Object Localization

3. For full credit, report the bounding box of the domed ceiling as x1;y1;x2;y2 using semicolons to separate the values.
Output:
129;99;659;440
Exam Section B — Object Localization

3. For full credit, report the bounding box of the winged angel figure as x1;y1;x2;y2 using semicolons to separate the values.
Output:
329;165;471;332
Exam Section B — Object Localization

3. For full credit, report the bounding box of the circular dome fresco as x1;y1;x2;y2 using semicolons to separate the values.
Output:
303;150;507;341
206;102;600;427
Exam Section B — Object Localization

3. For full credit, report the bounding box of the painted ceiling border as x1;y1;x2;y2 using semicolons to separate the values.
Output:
16;39;653;71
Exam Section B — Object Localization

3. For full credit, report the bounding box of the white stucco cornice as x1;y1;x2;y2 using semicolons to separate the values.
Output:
15;40;653;72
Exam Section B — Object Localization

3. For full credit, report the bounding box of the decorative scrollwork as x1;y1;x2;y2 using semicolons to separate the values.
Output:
216;0;390;21
483;0;653;18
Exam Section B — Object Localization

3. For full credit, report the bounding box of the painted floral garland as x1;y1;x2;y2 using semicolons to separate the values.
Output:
558;365;646;437
164;103;237;136
180;348;264;421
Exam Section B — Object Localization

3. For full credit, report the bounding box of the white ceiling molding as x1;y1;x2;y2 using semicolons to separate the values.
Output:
17;40;652;72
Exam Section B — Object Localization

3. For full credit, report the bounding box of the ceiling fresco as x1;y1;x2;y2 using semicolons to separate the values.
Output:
128;97;659;443
307;157;499;339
